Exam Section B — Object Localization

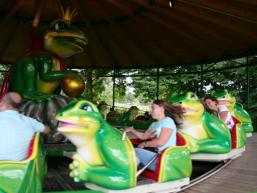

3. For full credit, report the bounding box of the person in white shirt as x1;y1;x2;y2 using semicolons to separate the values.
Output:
203;95;234;130
125;100;184;171
0;92;50;161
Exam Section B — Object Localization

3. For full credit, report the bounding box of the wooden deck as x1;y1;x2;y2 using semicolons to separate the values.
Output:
181;133;257;193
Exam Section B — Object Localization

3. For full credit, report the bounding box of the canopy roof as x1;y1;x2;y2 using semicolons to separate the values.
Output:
0;0;257;69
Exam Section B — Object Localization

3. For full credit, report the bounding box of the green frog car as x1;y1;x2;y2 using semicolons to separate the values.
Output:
106;106;154;130
0;134;46;193
56;99;192;191
107;106;139;126
170;92;233;154
212;89;253;136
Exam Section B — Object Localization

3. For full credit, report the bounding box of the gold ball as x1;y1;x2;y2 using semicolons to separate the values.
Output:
61;76;85;97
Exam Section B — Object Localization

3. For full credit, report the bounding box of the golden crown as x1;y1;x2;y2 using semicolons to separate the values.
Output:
61;7;78;24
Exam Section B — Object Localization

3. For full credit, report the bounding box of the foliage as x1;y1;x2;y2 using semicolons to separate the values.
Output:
1;56;256;112
0;64;9;87
75;56;257;113
80;69;113;104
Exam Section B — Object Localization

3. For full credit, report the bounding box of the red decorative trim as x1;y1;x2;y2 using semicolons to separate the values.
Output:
26;137;35;159
176;132;186;146
230;116;241;149
140;151;163;181
130;138;143;145
0;73;10;98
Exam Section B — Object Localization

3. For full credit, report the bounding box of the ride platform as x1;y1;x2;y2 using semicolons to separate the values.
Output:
181;132;257;193
191;146;245;162
85;177;189;193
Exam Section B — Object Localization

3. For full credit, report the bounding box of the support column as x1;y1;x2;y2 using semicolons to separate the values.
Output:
246;56;250;109
200;64;203;93
156;68;160;100
112;69;116;108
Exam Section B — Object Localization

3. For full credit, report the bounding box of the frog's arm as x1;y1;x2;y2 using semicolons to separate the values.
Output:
198;112;231;153
70;154;135;190
21;58;37;92
38;55;78;81
233;104;252;122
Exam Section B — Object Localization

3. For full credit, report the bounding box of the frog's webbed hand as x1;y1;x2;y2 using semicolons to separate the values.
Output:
70;153;89;182
23;90;53;102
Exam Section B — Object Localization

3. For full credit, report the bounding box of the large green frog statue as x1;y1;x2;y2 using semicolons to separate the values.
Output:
212;89;253;136
8;9;88;102
170;92;233;153
56;99;192;190
1;10;88;141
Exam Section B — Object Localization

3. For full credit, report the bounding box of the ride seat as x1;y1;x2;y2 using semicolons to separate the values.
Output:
140;132;186;181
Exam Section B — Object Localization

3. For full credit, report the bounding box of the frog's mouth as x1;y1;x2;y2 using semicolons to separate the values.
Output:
46;32;87;45
54;36;88;48
183;107;197;113
217;100;231;105
58;121;77;129
57;119;98;133
57;121;80;133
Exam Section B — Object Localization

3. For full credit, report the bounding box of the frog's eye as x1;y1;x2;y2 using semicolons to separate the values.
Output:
53;21;67;31
80;104;93;112
190;93;196;98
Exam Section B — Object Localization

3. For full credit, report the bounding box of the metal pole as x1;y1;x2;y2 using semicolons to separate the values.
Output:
201;64;203;93
112;69;116;108
246;56;250;109
156;68;160;100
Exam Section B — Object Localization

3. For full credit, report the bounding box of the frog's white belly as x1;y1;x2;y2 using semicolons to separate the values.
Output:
179;121;208;140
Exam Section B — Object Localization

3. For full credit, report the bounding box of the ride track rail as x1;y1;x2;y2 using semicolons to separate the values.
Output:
43;155;235;193
179;159;232;192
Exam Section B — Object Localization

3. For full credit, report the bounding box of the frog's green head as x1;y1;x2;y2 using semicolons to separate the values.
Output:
97;101;109;118
123;106;139;122
56;99;104;137
128;106;139;118
169;92;204;118
212;89;236;107
44;10;87;58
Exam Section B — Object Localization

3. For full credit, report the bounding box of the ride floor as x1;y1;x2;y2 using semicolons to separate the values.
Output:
181;132;257;193
43;156;86;191
43;155;219;191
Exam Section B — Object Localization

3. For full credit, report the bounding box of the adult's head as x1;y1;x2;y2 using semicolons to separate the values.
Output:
0;92;23;111
203;95;218;111
151;100;184;121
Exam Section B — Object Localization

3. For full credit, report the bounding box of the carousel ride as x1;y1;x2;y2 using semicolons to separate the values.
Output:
55;90;252;192
0;7;254;193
